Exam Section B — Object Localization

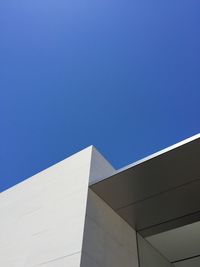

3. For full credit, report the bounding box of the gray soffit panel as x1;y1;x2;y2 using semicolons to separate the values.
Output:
146;221;200;263
90;134;200;236
174;256;200;267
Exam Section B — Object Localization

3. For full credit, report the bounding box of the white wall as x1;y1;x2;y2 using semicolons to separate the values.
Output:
81;147;138;267
0;146;149;267
89;146;115;185
0;146;93;267
81;189;139;267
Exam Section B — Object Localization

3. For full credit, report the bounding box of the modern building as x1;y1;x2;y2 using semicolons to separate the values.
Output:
0;134;200;267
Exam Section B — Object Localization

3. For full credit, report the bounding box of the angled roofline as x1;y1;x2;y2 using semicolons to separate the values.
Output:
117;133;200;173
90;134;200;236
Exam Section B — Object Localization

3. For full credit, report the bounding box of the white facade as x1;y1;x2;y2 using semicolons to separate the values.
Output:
0;135;200;266
0;146;92;266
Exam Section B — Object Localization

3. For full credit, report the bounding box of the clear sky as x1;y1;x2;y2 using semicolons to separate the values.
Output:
0;0;200;191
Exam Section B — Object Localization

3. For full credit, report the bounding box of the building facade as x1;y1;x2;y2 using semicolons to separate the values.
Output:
0;134;200;266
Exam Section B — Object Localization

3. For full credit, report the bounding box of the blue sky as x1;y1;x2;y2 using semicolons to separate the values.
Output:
0;0;200;191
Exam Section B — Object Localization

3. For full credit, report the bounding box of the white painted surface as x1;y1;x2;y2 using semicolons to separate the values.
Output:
83;148;138;266
3;143;199;267
0;147;93;267
89;146;115;185
146;221;200;262
137;234;173;267
81;189;139;267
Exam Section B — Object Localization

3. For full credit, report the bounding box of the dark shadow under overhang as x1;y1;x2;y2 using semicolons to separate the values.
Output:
90;135;200;237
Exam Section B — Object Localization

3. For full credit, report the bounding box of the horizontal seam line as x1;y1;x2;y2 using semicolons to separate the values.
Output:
35;251;81;266
172;253;200;263
138;209;200;233
116;176;200;212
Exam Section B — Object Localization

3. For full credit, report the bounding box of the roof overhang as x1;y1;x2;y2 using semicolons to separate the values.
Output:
90;134;200;237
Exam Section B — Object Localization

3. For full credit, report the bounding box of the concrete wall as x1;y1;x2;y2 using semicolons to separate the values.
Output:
0;147;93;267
81;189;139;267
137;234;174;267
